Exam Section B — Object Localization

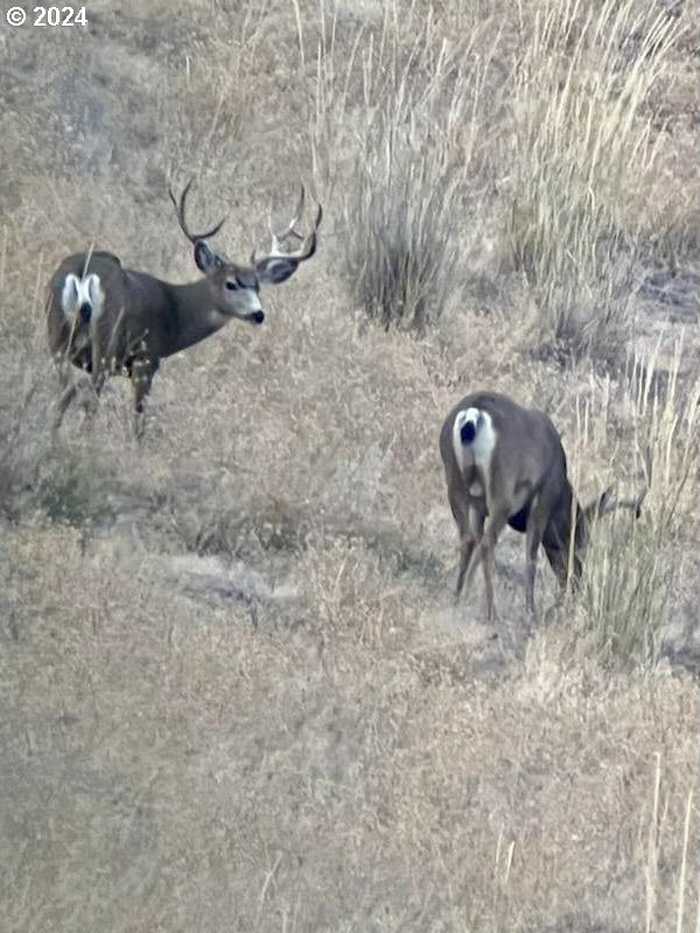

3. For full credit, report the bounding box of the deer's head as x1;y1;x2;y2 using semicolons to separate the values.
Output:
169;180;322;325
544;481;648;588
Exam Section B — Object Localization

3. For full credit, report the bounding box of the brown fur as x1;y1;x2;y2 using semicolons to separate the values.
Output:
439;391;640;621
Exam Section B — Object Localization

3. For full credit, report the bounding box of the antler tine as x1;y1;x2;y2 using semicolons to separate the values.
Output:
629;443;653;517
267;189;324;261
251;186;323;271
312;201;323;234
297;202;323;259
168;177;193;241
268;185;307;253
294;201;323;261
600;444;653;519
612;489;647;518
168;177;226;244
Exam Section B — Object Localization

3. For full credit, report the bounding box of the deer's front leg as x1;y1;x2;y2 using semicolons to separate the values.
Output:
523;493;550;617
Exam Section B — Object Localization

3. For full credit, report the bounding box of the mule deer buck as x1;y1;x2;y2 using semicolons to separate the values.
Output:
440;391;647;621
47;181;322;435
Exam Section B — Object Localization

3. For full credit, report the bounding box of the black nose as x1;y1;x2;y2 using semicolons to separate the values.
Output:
252;310;264;325
460;421;476;444
79;302;92;324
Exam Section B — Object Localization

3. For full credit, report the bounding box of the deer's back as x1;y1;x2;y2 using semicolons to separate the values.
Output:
440;390;568;496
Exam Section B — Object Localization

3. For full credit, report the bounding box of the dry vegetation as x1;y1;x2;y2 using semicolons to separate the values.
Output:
1;0;700;930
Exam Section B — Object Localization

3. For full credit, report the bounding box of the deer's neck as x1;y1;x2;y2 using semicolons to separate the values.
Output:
164;281;229;357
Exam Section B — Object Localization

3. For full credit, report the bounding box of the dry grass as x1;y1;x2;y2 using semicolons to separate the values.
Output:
562;339;700;665
2;0;700;930
507;0;686;361
308;4;503;331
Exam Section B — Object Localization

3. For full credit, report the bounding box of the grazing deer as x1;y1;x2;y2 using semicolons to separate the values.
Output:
47;181;322;435
440;391;647;621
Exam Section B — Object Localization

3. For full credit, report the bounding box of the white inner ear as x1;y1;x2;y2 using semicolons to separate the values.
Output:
61;274;80;319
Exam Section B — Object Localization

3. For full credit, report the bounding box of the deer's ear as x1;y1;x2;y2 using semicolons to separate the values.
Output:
255;256;298;286
596;486;617;517
582;485;617;524
194;240;222;274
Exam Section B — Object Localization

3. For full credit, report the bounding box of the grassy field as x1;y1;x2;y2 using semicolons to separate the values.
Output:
1;0;700;929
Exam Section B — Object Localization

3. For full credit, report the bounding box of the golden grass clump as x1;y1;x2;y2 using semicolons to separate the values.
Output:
566;339;700;665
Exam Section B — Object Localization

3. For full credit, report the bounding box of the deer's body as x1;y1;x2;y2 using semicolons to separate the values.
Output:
440;391;644;621
48;182;322;435
48;250;233;375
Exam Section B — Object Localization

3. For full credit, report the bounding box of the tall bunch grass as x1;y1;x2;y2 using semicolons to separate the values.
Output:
307;2;503;332
508;0;682;360
572;338;699;664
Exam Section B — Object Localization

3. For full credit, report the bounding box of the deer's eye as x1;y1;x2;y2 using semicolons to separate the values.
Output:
225;279;238;291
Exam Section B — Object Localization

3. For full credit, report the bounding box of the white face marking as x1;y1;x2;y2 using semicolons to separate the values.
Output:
237;287;262;315
219;281;263;320
452;406;497;501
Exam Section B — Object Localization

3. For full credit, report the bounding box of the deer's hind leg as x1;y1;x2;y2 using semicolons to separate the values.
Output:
128;353;159;438
456;531;477;600
450;490;485;602
52;355;91;434
466;508;509;622
53;378;79;434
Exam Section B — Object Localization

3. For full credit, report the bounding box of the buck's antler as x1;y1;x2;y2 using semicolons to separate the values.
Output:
269;185;306;252
251;186;323;282
168;178;227;245
598;445;652;519
253;186;323;264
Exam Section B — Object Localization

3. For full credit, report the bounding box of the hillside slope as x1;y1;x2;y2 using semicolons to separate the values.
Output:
1;1;700;930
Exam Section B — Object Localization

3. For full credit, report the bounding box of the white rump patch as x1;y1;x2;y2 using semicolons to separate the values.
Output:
61;274;81;320
61;272;105;324
85;273;105;320
452;406;497;494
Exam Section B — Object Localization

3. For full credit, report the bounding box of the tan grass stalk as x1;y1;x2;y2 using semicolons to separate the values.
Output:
508;0;683;360
677;787;693;933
